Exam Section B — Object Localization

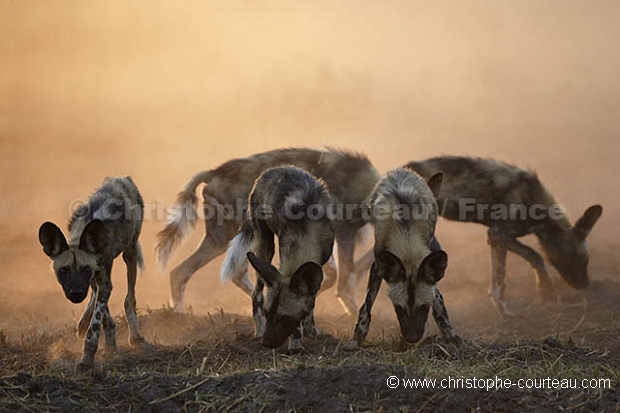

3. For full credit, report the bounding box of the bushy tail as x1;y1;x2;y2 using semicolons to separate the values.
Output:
220;222;254;284
156;170;214;272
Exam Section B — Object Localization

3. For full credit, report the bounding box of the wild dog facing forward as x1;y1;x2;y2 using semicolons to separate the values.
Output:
156;148;379;315
406;156;602;318
38;177;146;371
221;166;334;350
347;169;460;349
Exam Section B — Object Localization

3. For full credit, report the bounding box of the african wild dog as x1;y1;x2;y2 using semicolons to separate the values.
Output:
38;177;146;371
221;166;334;350
156;148;379;315
347;169;460;349
405;156;602;318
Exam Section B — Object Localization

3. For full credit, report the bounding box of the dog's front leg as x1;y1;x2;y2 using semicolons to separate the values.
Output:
287;323;305;353
77;265;113;372
345;263;382;350
301;311;320;338
77;284;97;338
431;288;462;345
251;278;266;338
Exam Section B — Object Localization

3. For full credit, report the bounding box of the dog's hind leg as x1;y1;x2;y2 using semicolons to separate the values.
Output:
321;254;338;292
334;226;360;316
169;216;239;312
230;269;253;296
503;237;555;301
353;248;374;279
487;228;513;319
123;243;146;346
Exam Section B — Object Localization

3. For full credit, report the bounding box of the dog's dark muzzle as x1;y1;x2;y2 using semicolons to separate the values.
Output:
555;263;589;290
261;315;300;348
394;306;427;343
65;290;88;303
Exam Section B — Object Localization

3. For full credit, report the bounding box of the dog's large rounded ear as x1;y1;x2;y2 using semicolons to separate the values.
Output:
290;262;323;296
573;205;602;240
247;252;281;287
417;250;448;284
426;172;444;198
39;222;68;259
376;250;406;283
79;220;107;255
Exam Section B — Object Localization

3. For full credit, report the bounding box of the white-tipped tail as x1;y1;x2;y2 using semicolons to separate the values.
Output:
155;170;213;273
220;225;254;284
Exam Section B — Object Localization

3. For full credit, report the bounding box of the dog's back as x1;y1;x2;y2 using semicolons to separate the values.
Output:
250;166;334;275
205;148;377;220
69;176;144;261
221;166;334;283
406;156;553;227
371;169;439;266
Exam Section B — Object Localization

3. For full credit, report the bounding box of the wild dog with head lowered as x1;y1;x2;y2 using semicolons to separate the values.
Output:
405;156;602;318
347;169;460;349
156;148;379;315
38;177;146;371
221;166;334;350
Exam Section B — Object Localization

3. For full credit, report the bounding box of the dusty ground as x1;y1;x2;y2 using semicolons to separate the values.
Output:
2;2;620;412
1;283;619;412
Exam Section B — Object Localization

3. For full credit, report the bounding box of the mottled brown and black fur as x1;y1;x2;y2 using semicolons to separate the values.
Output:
222;166;334;350
347;169;460;349
405;156;602;317
38;177;146;371
156;148;379;315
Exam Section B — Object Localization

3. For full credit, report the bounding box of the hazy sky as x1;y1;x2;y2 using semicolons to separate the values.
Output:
2;1;619;228
1;0;619;321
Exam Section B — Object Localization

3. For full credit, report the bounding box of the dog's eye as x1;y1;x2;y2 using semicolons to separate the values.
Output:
57;266;69;279
81;266;93;277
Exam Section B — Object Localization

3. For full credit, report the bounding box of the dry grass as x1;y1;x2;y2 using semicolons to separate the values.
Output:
1;308;619;412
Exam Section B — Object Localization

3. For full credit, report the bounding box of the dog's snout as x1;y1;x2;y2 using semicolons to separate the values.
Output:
66;290;88;303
